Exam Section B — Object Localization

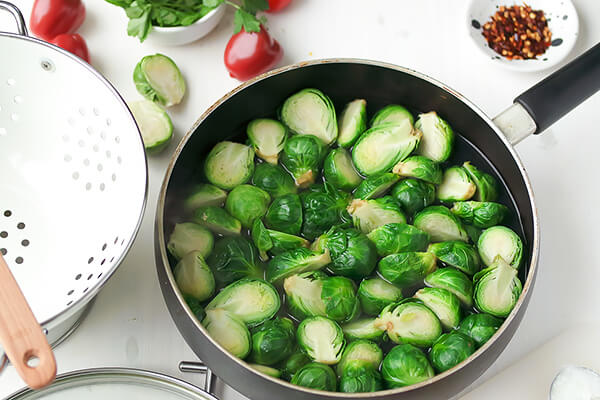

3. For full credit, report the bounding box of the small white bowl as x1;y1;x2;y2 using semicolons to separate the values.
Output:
467;0;579;72
147;4;226;46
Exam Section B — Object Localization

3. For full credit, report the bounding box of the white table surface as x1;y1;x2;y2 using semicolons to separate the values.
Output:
1;0;599;398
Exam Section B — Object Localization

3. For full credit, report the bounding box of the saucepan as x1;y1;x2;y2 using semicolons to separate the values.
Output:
155;44;600;399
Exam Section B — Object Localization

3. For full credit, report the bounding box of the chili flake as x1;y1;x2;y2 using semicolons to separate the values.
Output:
482;4;552;60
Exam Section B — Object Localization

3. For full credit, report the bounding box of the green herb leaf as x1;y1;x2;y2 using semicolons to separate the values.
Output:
127;5;152;41
203;0;223;7
242;0;269;14
233;8;262;34
104;0;133;8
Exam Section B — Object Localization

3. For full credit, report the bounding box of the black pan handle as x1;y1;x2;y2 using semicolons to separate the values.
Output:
514;42;600;134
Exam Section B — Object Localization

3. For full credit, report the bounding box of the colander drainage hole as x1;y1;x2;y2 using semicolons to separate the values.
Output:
67;300;73;306
67;290;73;296
102;243;107;251
75;274;81;280
3;210;11;217
17;222;25;229
88;257;94;264
21;239;29;246
15;257;23;264
87;274;93;280
0;248;6;255
0;231;7;238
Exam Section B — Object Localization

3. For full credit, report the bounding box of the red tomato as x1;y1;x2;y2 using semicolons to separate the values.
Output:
30;0;85;41
224;26;283;81
266;0;292;12
51;33;90;63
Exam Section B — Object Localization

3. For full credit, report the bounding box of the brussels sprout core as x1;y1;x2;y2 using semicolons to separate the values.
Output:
297;316;345;364
281;135;325;187
280;88;338;145
478;226;523;269
205;141;255;190
375;301;442;347
437;167;476;203
247;118;287;164
473;257;522;317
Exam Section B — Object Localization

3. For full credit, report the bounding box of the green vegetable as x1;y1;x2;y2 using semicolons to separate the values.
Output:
358;277;403;316
283;271;327;320
207;236;262;286
437;167;476;203
413;287;461;331
264;193;302;235
323;148;362;191
297;316;345;364
428;241;481;276
413;206;469;243
192;206;242;236
167;222;214;260
339;360;383;393
225;185;271;228
378;252;437;288
392;155;443;185
477;226;523;269
280;351;310;381
464;224;483;243
337;99;367;148
280;88;338;145
414;111;454;163
353;173;400;200
133;54;185;106
249;364;281;378
321;276;360;322
300;184;350;240
129;100;173;153
347;197;407;234
183;295;205;321
390;178;436;216
204;141;255;190
370;104;414;127
336;339;383;376
251;219;273;261
458;313;503;347
280;134;325;187
266;247;331;284
247;118;287;164
429;332;476;373
251;318;295;365
174;250;215;302
425;268;474;308
375;300;442;347
473;256;522;318
291;362;337;391
267;230;310;255
342;318;385;342
462;162;499;202
252;163;297;197
367;223;430;257
451;201;509;229
381;344;435;388
183;184;227;213
203;308;251;359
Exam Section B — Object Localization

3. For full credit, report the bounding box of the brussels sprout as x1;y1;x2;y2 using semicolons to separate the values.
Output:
264;193;303;235
321;276;360;322
280;351;311;381
352;121;421;176
167;222;214;260
337;99;367;148
339;360;383;393
378;252;437;288
457;313;503;347
183;184;227;212
266;247;331;284
323;148;362;191
204;141;255;190
462;162;499;202
207;236;262;286
353;173;400;200
283;272;327;320
280;88;338;145
268;230;310;255
251;219;273;261
183;295;205;321
358;277;403;316
413;206;468;243
336;339;383;376
425;268;474;308
300;185;351;240
478;226;523;269
414;111;454;163
413;287;461;331
203;309;251;359
280;134;325;187
174;251;215;302
225;185;271;228
370;104;414;127
390;178;436;216
381;344;435;388
313;227;377;280
473;257;522;318
291;362;337;391
133;54;185;107
347;197;407;234
451;201;509;229
429;332;476;373
375;300;442;347
392;156;443;185
247;118;287;164
367;223;430;257
251;317;296;365
428;241;481;276
297;316;345;364
252;163;297;198
464;224;483;243
192;206;242;236
436;167;476;203
249;364;282;378
129;100;173;153
206;278;280;327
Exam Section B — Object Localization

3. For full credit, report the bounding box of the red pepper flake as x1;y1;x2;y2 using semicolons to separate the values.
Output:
482;4;551;60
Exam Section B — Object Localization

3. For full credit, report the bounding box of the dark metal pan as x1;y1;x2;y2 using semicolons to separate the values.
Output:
155;44;600;399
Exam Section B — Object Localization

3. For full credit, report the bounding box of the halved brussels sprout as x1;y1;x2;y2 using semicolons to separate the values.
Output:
183;295;205;321
336;339;383;377
280;88;338;145
473;257;522;318
381;344;435;388
193;206;242;236
252;163;297;198
207;236;262;286
300;184;351;240
451;201;509;229
280;134;325;187
390;178;436;216
367;223;430;257
283;271;327;320
358;277;403;316
347;197;407;234
370;105;414;127
250;317;296;365
462;162;499;202
264;193;303;235
204;141;255;190
413;287;461;331
203;309;251;359
183;184;227;212
129;100;173;154
339;360;383;393
225;185;271;228
378;252;437;288
297;316;345;364
353;173;400;200
247;118;287;164
478;226;523;269
429;332;476;373
174;251;215;302
413;206;468;243
392;156;443;185
323;148;362;191
251;219;273;261
249;364;282;378
414;111;454;163
342;318;386;342
428;241;481;276
280;351;311;381
337;99;367;148
425;268;474;308
268;230;310;255
134;53;185;107
352;121;421;176
167;222;214;260
206;278;280;327
437;167;476;203
291;362;337;391
457;313;503;347
266;247;331;284
375;300;442;347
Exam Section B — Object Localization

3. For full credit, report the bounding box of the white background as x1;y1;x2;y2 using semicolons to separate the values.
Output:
1;0;599;398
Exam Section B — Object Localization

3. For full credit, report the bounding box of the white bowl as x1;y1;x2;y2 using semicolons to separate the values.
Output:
147;4;226;46
467;0;579;72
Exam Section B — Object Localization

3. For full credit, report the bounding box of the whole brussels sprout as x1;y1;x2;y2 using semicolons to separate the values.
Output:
204;141;255;190
428;241;481;276
203;309;251;359
251;317;296;365
183;183;227;213
280;88;338;145
353;173;400;200
174;251;215;302
473;256;522;318
337;99;367;148
370;104;414;127
297;316;345;364
390;178;436;216
375;300;442;347
425;268;474;308
451;201;509;229
377;252;437;288
247;118;287;164
381;344;435;388
347;197;407;234
300;184;350;240
280;351;311;381
134;54;185;107
462;162;499;202
367;223;430;257
251;219;273;261
291;362;337;391
167;222;214;260
393;155;443;185
437;166;476;203
458;313;503;347
429;332;476;373
323;148;362;191
336;339;383;377
281;134;325;187
192;206;242;236
415;111;454;163
358;277;403;316
413;206;469;243
266;247;331;284
342;318;386;342
249;364;281;378
414;287;461;331
225;185;271;228
252;163;297;198
207;236;262;286
320;276;360;322
339;360;383;393
478;226;524;269
264;193;303;235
